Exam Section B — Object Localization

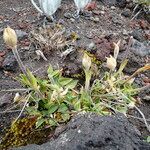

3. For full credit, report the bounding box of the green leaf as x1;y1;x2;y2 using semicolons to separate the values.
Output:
49;119;57;126
49;84;60;91
147;136;150;143
26;107;40;115
58;103;68;113
20;74;31;87
61;113;70;122
47;65;53;75
74;101;81;111
48;104;58;114
51;70;60;78
48;69;60;83
101;111;111;115
36;118;45;128
59;77;73;86
27;69;38;90
38;79;50;92
117;59;128;75
117;106;127;114
65;80;78;89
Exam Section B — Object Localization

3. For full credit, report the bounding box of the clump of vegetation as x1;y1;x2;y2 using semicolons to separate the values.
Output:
131;0;150;20
30;24;76;55
1;27;150;149
16;40;150;128
135;0;150;6
147;136;150;143
19;66;78;127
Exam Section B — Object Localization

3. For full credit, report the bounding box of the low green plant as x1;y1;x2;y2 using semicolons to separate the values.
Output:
18;41;150;128
134;0;150;15
146;136;150;143
131;0;150;20
19;66;78;128
135;0;150;6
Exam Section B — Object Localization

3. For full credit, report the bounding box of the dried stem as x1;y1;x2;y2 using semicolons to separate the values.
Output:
0;88;29;93
12;47;27;75
122;36;133;62
133;84;150;92
131;9;142;21
13;94;30;124
135;106;150;133
124;65;150;84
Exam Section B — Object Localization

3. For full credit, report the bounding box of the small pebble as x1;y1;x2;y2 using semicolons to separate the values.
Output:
111;6;116;10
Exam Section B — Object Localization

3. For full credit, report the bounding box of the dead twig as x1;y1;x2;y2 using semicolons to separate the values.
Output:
12;94;31;124
122;36;133;62
131;9;142;21
134;106;150;132
0;110;21;114
127;115;150;122
0;88;29;93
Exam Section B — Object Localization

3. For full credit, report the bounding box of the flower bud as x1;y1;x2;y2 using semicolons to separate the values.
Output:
106;55;117;71
113;40;121;59
82;53;91;71
14;92;20;102
128;101;135;109
3;26;17;48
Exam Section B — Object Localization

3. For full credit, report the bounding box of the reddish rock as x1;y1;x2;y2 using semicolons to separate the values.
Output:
85;1;97;11
0;15;4;20
94;37;113;61
0;51;6;57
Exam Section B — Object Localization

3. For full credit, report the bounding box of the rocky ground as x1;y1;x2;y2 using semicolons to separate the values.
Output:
0;0;150;149
15;113;150;150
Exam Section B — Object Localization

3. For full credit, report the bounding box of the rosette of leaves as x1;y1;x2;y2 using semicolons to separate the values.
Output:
20;65;78;128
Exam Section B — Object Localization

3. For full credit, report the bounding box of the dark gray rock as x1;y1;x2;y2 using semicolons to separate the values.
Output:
131;39;150;57
15;113;150;150
130;29;145;42
15;30;28;40
2;53;18;72
99;0;127;8
64;12;72;19
121;9;131;17
0;93;12;107
144;11;150;23
118;37;149;74
118;51;144;74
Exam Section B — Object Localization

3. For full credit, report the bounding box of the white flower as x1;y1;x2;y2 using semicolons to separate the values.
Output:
51;90;58;101
74;0;91;15
113;40;121;60
31;0;62;20
14;93;20;102
128;101;135;109
60;88;68;97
